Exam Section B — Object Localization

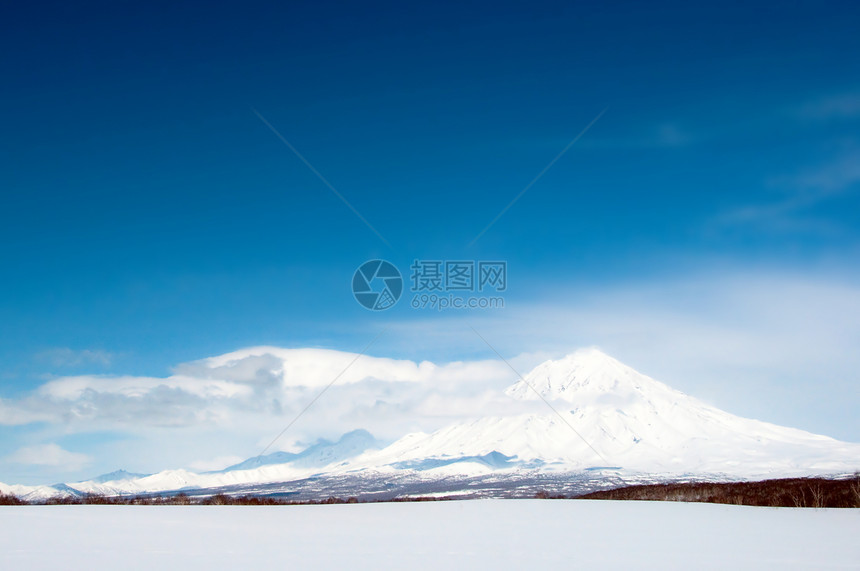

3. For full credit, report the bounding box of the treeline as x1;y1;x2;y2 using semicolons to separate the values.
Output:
0;492;455;506
5;476;858;507
0;494;28;505
574;475;860;508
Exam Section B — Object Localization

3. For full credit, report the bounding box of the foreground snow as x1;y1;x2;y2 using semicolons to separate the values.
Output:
1;500;857;569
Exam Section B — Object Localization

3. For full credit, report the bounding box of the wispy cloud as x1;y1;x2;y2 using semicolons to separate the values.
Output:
187;455;244;472
717;149;860;231
6;444;92;471
771;151;860;192
795;91;860;120
35;348;113;369
569;121;696;151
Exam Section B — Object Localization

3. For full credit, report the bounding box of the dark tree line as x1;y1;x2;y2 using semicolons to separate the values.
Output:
574;474;860;508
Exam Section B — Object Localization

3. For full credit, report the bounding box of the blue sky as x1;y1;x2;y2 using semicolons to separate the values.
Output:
2;0;860;483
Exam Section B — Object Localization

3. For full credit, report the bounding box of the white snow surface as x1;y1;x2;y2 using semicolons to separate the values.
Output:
3;348;859;498
1;500;857;569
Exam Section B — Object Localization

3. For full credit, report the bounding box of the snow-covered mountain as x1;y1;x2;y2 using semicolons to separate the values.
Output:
88;470;151;484
3;348;858;500
216;429;379;472
366;348;859;476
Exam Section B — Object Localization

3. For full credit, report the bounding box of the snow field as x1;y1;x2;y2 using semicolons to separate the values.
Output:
1;499;857;570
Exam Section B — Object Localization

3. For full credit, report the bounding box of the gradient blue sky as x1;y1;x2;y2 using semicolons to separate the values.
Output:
2;0;860;482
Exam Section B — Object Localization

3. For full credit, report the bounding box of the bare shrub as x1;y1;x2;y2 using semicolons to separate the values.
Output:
808;483;825;508
850;473;860;508
0;493;28;505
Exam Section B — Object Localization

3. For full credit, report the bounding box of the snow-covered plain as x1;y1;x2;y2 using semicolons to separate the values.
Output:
1;500;857;569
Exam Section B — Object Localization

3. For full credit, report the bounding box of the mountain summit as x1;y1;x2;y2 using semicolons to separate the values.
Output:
506;348;675;402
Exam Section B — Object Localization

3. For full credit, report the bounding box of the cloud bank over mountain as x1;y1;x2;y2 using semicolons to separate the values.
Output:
2;348;529;430
0;347;546;482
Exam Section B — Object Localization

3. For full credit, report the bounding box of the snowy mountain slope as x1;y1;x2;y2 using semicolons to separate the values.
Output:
3;348;858;498
360;349;859;477
58;430;378;497
217;429;379;472
86;470;151;484
68;461;336;497
0;481;78;502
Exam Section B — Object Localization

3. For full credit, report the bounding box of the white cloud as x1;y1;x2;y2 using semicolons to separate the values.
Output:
7;444;92;471
0;399;57;425
35;348;113;368
0;348;521;445
179;347;437;387
38;375;253;400
186;455;244;472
